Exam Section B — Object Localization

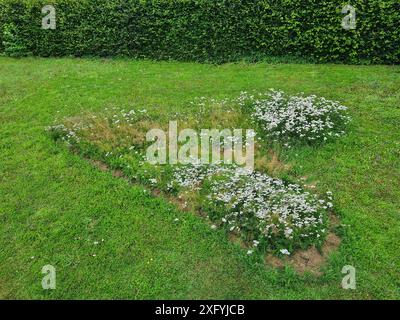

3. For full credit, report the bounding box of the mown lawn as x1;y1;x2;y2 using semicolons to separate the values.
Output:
0;57;399;299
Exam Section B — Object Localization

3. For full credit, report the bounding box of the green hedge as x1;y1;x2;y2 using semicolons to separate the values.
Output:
0;0;399;63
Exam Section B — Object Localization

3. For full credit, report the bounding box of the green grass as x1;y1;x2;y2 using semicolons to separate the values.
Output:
0;57;399;299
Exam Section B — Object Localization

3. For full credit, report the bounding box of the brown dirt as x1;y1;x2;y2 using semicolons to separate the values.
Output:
265;254;285;269
228;233;249;250
88;159;128;181
112;169;125;178
151;189;162;197
322;232;341;255
89;159;109;172
329;214;341;228
265;231;341;276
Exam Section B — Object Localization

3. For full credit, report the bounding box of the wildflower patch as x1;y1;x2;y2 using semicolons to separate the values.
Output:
47;90;349;269
237;90;351;147
171;164;331;253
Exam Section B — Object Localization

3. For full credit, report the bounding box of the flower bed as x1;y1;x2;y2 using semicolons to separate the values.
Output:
171;163;331;254
237;90;351;146
47;90;345;256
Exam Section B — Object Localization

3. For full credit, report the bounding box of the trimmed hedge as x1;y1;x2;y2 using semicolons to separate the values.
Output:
0;0;399;63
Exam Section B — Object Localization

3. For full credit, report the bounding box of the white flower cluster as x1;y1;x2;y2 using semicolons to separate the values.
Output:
208;169;327;243
103;107;148;127
237;90;350;145
172;164;329;251
46;124;80;144
170;161;230;190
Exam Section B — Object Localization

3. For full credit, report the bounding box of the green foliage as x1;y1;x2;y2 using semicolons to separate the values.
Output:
2;22;30;57
0;0;398;63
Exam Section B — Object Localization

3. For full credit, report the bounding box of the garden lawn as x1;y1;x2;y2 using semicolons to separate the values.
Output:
0;57;399;299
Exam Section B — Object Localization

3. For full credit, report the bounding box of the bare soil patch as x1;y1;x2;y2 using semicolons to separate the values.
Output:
265;230;341;276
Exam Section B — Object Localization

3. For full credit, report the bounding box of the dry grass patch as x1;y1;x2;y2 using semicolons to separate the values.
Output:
255;149;292;176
